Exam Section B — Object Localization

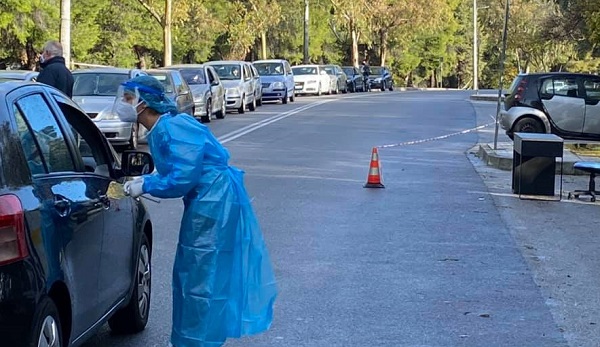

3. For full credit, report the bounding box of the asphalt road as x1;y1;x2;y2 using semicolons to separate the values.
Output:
82;90;569;347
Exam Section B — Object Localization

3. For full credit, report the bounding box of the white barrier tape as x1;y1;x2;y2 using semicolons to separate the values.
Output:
377;121;496;149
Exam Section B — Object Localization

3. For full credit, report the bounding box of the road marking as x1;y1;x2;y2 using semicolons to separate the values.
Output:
218;100;334;144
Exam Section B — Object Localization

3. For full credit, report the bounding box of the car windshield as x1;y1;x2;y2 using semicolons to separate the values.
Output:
323;67;336;75
179;69;206;85
72;73;129;96
292;67;317;75
147;73;175;93
211;64;242;80
370;67;384;75
254;63;284;76
342;68;354;76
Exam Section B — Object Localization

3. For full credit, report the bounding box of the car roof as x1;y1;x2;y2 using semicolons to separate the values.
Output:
521;72;599;78
205;61;246;65
0;70;38;78
0;81;37;97
253;59;287;63
163;64;206;69
293;65;318;68
72;67;141;74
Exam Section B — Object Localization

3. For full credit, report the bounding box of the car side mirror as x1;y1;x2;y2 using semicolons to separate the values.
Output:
121;150;154;176
211;80;219;86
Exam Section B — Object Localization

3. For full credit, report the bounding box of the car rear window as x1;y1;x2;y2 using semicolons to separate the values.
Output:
292;67;317;75
370;67;384;75
72;73;129;96
254;63;284;76
179;69;206;85
148;73;175;93
507;75;525;95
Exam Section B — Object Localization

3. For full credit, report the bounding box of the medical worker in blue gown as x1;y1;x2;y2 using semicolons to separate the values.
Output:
114;75;277;347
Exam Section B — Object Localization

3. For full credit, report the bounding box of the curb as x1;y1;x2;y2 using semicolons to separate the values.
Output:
474;143;598;176
470;94;503;102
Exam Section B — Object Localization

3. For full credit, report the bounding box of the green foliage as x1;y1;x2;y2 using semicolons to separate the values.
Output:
0;0;597;87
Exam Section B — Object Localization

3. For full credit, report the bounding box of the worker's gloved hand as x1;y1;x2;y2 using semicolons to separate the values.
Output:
124;178;144;198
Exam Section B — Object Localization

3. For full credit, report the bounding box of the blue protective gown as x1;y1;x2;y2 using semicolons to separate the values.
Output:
141;113;277;347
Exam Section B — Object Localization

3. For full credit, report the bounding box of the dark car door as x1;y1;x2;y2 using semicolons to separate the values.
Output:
49;92;136;316
8;91;105;337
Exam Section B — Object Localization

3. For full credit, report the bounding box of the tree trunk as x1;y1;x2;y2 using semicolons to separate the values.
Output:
351;21;359;67
163;0;172;66
379;30;388;67
261;32;267;59
431;70;435;88
60;0;71;69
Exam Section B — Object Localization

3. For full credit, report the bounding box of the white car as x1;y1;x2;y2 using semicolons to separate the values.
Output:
291;65;331;96
205;61;257;114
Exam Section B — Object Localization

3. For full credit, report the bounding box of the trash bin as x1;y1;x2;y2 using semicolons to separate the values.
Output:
512;133;563;197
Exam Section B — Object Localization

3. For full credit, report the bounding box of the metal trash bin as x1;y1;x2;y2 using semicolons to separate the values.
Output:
512;133;563;198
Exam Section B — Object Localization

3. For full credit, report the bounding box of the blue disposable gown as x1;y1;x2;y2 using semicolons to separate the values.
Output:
141;113;277;347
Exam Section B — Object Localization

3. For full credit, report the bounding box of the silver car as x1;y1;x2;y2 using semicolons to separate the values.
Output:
163;64;226;123
249;64;263;106
72;68;147;149
0;70;39;82
205;61;256;114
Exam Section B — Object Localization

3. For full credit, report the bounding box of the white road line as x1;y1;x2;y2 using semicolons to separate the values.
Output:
218;99;334;144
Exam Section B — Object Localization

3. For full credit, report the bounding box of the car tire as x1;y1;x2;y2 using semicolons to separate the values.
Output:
28;297;62;347
108;232;151;334
513;117;544;134
388;82;394;91
282;91;288;104
128;124;138;150
216;100;226;119
249;97;256;111
290;90;295;102
317;85;322;96
257;95;263;106
201;101;211;123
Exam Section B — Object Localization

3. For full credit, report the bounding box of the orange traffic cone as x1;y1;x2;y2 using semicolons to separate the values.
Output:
364;147;385;188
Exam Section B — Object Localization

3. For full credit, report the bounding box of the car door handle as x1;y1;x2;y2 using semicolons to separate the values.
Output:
53;195;71;217
94;192;111;209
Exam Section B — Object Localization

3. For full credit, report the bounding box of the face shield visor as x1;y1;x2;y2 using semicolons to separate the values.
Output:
112;85;143;123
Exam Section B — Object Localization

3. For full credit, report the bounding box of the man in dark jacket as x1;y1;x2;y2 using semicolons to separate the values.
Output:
37;40;74;97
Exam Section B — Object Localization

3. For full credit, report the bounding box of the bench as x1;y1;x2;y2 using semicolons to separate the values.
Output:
568;161;600;202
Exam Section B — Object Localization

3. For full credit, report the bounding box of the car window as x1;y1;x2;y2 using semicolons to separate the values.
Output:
72;73;129;96
285;62;292;74
172;72;185;93
150;73;174;93
14;94;74;174
583;77;600;102
292;67;317;75
180;69;206;85
13;105;45;175
53;94;111;176
244;65;252;81
553;77;579;97
206;69;216;84
211;64;242;80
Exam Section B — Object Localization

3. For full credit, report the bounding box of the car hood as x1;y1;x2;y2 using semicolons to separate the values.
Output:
260;75;285;83
294;75;320;82
72;95;115;114
221;80;243;89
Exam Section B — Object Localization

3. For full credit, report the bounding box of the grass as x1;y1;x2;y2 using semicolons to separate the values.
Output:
566;143;600;157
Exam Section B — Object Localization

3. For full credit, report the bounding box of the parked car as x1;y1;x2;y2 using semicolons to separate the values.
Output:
71;68;147;149
500;72;600;141
291;65;330;96
367;66;394;91
0;81;154;347
205;61;257;114
145;69;195;116
342;66;364;92
0;70;39;82
322;65;348;94
253;59;295;104
249;64;263;106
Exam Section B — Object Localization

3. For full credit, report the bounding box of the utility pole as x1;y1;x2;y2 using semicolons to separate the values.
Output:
303;0;309;64
493;0;510;150
60;0;71;69
473;0;478;91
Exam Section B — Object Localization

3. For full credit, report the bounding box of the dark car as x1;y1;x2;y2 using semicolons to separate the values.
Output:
367;66;394;91
342;66;364;92
0;81;154;346
146;69;195;116
500;72;600;141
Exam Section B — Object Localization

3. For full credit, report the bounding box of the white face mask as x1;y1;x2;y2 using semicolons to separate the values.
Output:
39;54;45;64
115;101;141;122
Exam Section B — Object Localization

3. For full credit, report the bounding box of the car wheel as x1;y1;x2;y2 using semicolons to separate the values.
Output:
216;99;226;119
290;90;295;102
257;94;263;106
317;85;322;96
513;117;544;134
201;101;211;123
282;91;288;104
109;233;151;334
249;97;256;111
128;124;138;150
389;83;394;91
29;297;62;347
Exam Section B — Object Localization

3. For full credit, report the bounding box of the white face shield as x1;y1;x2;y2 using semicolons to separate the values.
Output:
112;85;144;123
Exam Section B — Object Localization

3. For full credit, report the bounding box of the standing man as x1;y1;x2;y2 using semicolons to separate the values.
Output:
37;40;74;98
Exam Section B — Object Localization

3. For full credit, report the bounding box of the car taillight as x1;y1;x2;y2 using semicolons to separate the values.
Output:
514;80;527;101
0;195;28;266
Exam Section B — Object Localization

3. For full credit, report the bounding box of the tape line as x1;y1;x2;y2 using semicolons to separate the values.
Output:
377;122;495;149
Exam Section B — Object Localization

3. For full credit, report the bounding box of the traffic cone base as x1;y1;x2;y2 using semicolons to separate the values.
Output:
364;147;385;188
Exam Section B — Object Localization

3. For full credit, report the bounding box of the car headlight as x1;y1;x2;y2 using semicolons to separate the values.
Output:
226;88;240;97
307;80;317;84
272;82;284;90
98;106;118;120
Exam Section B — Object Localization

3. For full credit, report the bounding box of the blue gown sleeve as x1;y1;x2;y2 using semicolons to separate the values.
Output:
142;119;206;199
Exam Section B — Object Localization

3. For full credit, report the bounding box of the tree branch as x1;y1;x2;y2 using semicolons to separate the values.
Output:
136;0;163;26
